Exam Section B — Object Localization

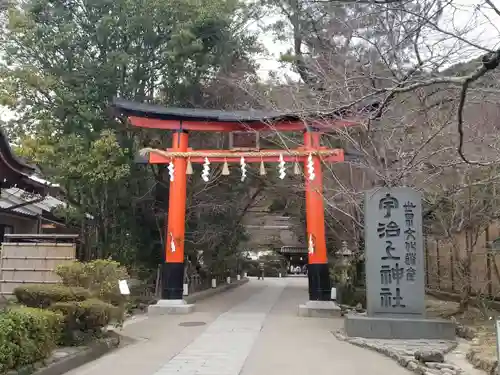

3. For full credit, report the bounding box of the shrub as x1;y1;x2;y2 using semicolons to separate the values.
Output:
14;284;90;308
54;261;89;289
50;299;118;344
77;299;117;329
337;284;366;307
55;259;129;305
0;307;62;373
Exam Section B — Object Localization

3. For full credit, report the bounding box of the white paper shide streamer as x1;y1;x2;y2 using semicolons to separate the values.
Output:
170;233;176;253
278;153;286;179
201;157;210;182
240;156;247;181
168;160;175;182
307;153;315;181
308;234;315;255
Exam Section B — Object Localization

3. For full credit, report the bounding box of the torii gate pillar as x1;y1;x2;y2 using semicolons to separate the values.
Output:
163;131;189;300
151;130;195;315
303;131;331;301
299;130;341;317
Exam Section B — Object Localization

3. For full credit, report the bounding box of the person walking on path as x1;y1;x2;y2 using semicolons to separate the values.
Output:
257;262;265;280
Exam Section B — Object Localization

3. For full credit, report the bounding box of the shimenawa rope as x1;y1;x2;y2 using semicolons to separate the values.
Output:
139;147;341;159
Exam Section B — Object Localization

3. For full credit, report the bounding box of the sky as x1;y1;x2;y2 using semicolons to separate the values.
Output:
254;0;500;80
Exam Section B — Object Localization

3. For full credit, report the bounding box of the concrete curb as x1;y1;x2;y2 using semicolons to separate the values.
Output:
184;277;249;304
9;333;121;375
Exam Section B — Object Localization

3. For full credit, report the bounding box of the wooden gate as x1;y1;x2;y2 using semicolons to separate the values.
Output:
0;234;77;296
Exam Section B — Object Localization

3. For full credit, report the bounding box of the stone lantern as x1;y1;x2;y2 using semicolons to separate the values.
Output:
335;241;354;284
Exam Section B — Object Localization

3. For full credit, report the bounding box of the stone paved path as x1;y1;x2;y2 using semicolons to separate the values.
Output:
154;280;285;375
66;277;411;375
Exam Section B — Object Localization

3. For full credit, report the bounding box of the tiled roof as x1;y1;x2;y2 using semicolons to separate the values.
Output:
112;98;356;123
0;187;94;219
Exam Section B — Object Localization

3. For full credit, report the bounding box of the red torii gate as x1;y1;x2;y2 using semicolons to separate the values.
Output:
113;99;361;311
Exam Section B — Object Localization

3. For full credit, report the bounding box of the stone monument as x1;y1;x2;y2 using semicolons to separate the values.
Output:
344;187;455;340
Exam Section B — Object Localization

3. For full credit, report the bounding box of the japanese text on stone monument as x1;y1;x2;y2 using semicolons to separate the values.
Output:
365;188;425;316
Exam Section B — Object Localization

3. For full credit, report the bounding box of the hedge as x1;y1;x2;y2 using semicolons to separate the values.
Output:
0;307;62;373
50;299;118;345
55;259;128;305
14;284;90;308
1;259;131;370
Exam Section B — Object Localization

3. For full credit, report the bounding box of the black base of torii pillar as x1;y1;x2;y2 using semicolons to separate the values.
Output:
308;263;332;301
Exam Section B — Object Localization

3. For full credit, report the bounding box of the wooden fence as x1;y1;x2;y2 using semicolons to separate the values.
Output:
0;234;77;296
424;223;500;298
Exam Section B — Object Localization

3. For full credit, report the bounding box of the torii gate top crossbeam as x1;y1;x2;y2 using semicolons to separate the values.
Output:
112;98;361;132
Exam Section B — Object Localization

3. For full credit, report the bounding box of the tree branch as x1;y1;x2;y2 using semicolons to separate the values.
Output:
456;49;500;165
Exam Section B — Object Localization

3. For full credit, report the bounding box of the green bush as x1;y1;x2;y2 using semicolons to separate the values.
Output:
14;284;90;308
337;284;366;307
54;261;89;289
55;259;129;305
77;299;117;329
126;281;155;313
0;307;62;373
50;299;118;344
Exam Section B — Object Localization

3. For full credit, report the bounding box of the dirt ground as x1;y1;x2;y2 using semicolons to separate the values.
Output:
426;296;499;370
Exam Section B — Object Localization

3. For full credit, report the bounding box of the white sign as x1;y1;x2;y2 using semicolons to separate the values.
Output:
118;279;130;295
496;319;500;363
331;287;337;301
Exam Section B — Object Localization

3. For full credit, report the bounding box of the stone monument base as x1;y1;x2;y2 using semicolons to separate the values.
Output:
344;314;455;340
298;300;342;318
148;299;195;315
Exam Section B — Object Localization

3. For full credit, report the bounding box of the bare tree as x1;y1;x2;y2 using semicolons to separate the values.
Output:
226;1;500;293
